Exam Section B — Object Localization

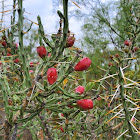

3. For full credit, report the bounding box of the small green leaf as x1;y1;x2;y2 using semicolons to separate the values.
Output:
36;82;45;91
85;82;95;92
57;10;65;19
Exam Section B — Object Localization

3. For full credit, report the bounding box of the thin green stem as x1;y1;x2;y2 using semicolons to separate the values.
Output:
10;0;16;54
119;67;138;139
18;0;31;87
37;16;53;48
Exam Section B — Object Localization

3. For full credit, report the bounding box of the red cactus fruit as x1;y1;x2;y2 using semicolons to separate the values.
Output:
2;41;6;47
132;118;135;122
60;127;64;132
13;42;18;49
30;62;34;67
48;53;51;57
108;62;113;67
8;99;12;105
133;47;138;53
14;58;20;63
58;102;61;104
74;57;91;71
29;70;33;74
124;41;129;46
75;86;85;95
77;99;93;109
7;53;12;56
66;36;75;47
97;97;101;101
47;68;58;85
37;46;47;58
115;53;119;58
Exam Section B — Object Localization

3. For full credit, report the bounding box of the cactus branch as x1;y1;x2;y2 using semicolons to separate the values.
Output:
10;0;17;54
18;0;31;87
61;0;69;49
37;16;53;49
119;67;138;139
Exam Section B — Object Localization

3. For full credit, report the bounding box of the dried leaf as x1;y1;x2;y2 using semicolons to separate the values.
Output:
70;0;81;9
63;79;68;86
0;10;12;13
24;17;39;25
72;131;78;140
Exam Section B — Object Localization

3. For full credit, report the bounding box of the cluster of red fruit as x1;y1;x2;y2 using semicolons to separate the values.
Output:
75;86;93;109
124;40;138;53
37;40;93;110
0;39;20;65
108;40;139;67
108;53;119;67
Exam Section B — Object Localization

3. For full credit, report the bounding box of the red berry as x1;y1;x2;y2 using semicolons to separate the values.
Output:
61;113;64;117
124;41;129;46
7;53;12;56
30;62;34;67
48;53;51;57
66;36;75;47
132;118;135;122
75;86;84;95
97;97;101;101
133;47;138;52
17;134;20;138
29;70;33;74
13;42;18;49
77;99;93;109
115;53;119;58
60;127;64;132
74;57;91;71
47;68;58;85
108;62;113;66
37;46;47;58
14;58;20;63
2;41;6;47
8;99;12;105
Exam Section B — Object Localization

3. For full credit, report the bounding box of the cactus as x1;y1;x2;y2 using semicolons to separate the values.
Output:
0;0;139;139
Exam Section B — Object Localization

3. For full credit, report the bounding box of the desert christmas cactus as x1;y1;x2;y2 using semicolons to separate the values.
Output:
0;0;94;139
0;0;140;139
